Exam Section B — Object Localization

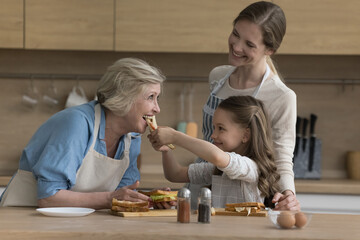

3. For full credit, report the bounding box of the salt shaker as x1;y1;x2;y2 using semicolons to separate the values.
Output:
177;187;191;223
198;187;211;223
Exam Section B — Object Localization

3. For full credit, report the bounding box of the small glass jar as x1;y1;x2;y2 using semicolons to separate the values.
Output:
177;187;191;223
198;188;211;223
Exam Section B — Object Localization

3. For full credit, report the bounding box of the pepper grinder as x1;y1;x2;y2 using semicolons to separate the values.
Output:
177;187;191;223
198;188;211;223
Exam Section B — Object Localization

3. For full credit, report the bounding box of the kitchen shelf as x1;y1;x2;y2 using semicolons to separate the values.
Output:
2;175;360;195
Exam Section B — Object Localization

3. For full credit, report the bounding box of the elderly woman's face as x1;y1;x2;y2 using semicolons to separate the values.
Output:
126;83;161;134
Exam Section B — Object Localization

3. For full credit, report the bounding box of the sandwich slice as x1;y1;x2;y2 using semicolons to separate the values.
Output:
139;190;178;203
225;202;266;216
111;198;149;212
144;115;175;150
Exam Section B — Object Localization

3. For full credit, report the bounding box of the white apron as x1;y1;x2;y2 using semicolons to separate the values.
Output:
187;65;270;209
1;104;131;207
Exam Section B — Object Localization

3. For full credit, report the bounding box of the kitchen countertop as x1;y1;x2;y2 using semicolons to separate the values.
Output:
139;174;360;195
2;174;360;195
0;207;359;240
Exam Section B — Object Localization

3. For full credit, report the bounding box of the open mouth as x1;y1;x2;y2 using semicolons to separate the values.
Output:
143;115;157;131
232;50;246;58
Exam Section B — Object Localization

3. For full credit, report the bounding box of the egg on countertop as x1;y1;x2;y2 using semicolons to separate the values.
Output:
277;211;296;229
295;212;308;228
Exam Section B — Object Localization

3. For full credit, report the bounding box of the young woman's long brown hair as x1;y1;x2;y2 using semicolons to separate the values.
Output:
218;95;280;198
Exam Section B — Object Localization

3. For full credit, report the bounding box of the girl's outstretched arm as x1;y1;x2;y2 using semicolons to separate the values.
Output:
149;127;230;169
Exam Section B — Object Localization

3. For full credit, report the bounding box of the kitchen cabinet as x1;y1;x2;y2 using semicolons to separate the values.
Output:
274;0;360;55
0;0;23;48
25;0;114;51
115;0;254;53
115;0;360;55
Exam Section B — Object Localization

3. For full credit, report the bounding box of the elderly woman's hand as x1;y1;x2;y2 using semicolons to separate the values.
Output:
111;181;150;205
272;190;300;211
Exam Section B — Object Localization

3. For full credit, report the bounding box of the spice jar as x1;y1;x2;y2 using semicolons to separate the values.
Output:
198;188;211;223
177;187;191;223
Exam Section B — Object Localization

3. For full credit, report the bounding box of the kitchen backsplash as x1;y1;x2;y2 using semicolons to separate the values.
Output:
0;50;359;179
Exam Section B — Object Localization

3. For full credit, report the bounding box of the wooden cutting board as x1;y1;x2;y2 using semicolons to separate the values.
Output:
110;209;177;217
215;208;267;217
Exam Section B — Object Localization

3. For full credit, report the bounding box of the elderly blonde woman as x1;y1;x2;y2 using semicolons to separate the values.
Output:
1;58;166;209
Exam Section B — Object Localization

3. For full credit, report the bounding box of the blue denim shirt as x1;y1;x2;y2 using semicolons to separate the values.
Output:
2;101;140;200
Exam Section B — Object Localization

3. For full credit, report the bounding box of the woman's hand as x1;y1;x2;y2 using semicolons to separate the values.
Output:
272;190;300;211
111;181;150;206
150;187;177;209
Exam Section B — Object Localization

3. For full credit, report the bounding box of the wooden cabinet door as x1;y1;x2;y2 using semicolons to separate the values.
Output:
25;0;114;51
274;0;360;55
0;0;23;48
115;0;256;53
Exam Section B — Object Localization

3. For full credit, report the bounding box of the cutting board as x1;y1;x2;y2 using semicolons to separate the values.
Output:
110;209;177;217
215;208;267;217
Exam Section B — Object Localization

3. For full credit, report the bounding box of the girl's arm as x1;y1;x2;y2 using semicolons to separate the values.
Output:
161;151;190;182
150;127;230;169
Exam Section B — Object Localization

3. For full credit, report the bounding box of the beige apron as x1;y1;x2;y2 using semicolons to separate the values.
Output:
1;104;131;207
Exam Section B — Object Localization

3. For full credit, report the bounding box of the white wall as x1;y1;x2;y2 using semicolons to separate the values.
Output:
297;193;360;214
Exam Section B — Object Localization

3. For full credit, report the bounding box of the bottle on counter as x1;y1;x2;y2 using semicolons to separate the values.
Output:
177;187;191;223
198;187;211;223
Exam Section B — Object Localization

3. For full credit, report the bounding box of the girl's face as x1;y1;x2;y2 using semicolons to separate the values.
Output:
228;19;272;67
125;83;161;134
211;108;250;154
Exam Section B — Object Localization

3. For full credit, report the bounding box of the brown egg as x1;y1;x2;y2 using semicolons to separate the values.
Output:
295;212;308;228
277;211;296;229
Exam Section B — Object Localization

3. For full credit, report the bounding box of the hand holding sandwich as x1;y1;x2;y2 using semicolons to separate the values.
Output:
139;188;177;209
110;181;150;208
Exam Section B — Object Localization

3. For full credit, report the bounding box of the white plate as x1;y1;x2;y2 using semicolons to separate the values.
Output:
36;207;95;217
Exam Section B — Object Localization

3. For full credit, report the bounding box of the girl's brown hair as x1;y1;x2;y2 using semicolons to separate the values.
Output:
233;1;286;77
218;95;280;198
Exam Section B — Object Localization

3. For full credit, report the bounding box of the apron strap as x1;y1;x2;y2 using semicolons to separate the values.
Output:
90;104;101;150
252;64;270;98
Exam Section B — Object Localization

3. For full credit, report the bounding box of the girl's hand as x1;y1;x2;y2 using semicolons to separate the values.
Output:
147;127;176;151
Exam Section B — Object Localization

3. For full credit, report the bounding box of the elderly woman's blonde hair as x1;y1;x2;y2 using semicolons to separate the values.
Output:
96;58;165;116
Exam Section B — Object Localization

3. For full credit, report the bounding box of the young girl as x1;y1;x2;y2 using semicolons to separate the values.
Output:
148;95;280;208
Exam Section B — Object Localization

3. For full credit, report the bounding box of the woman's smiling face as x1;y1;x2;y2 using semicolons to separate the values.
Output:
125;83;161;134
228;19;270;67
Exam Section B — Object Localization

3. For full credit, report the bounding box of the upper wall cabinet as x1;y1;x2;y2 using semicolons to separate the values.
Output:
274;0;360;55
115;0;255;53
0;0;23;49
25;0;114;51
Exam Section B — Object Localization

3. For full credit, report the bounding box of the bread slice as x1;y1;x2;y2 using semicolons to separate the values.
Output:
111;198;149;212
111;205;149;212
225;202;265;209
138;190;178;203
224;202;265;216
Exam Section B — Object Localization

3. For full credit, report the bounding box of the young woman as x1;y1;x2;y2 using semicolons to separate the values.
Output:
191;1;299;210
148;96;280;207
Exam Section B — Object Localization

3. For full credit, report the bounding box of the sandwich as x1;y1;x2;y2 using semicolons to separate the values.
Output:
144;115;175;150
225;202;265;216
139;189;178;203
111;198;149;212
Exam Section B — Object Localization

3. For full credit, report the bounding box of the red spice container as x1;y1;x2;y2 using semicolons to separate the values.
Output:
177;187;191;223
